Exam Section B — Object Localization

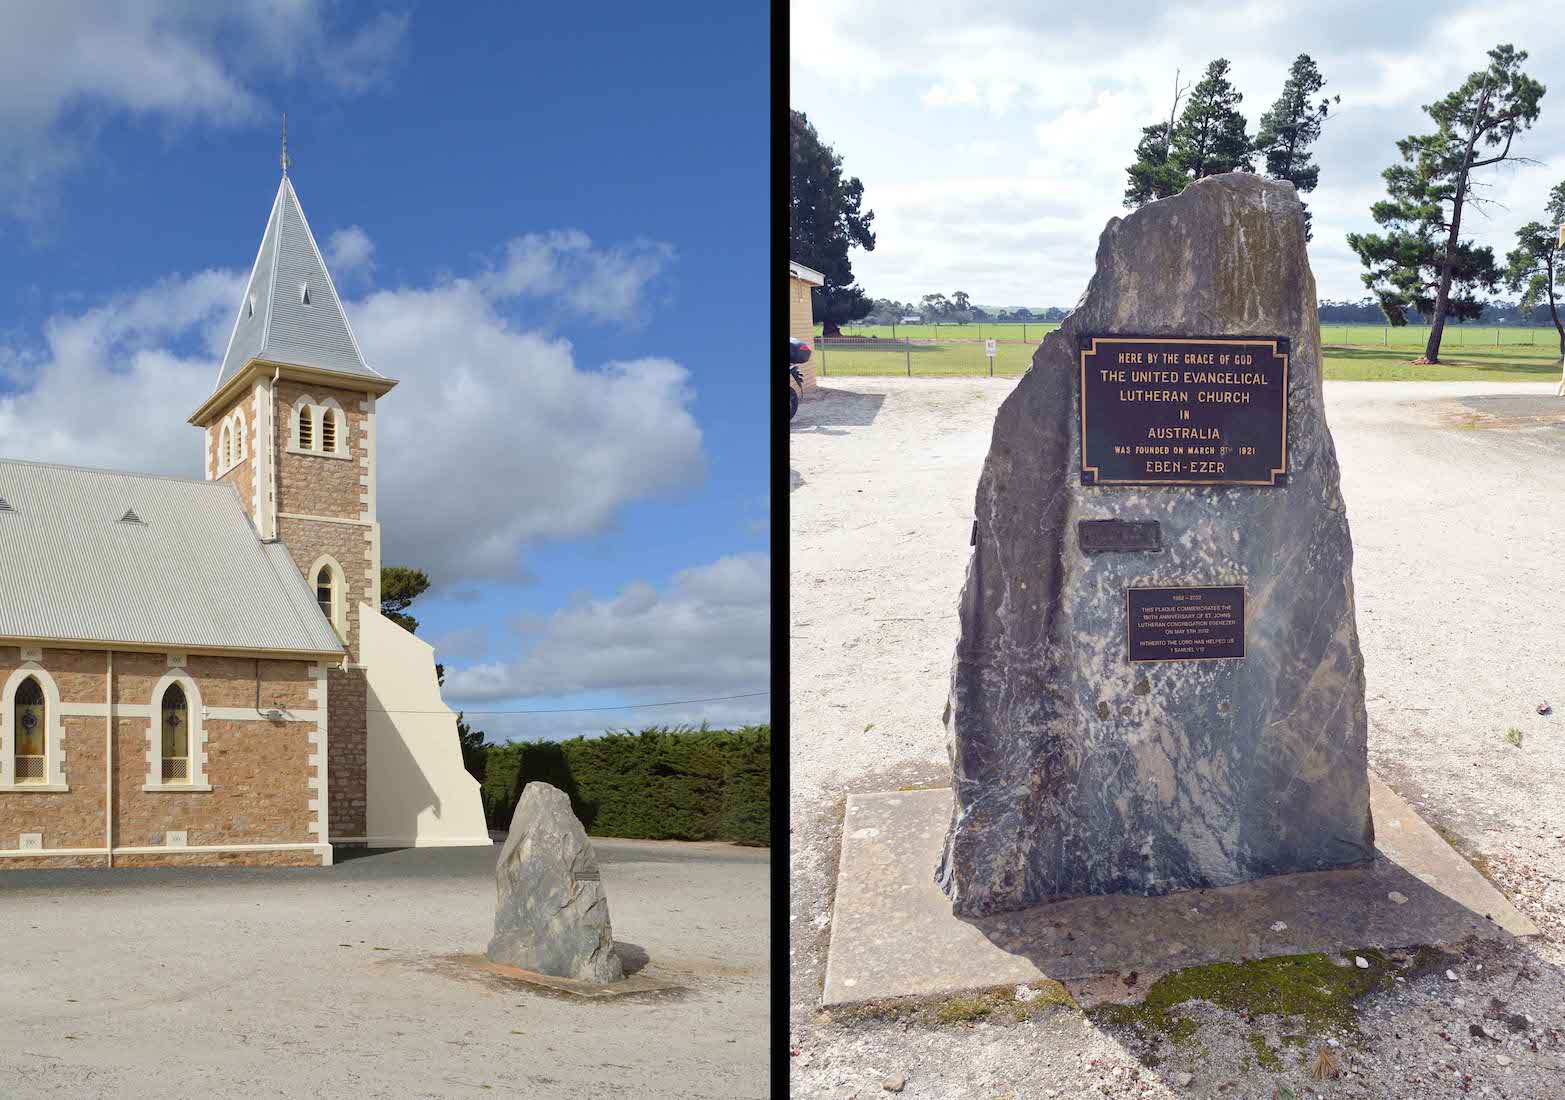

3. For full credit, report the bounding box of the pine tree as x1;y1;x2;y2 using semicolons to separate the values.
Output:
1170;60;1253;180
1255;55;1337;240
1347;45;1544;363
1503;181;1565;354
1124;61;1252;210
1123;122;1187;208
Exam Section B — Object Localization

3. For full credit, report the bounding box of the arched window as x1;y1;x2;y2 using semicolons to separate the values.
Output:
317;565;335;624
219;422;234;469
299;405;314;450
160;683;189;783
322;407;337;452
13;676;45;783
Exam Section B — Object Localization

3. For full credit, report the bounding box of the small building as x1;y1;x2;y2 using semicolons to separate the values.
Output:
900;316;921;324
0;165;490;869
789;259;824;399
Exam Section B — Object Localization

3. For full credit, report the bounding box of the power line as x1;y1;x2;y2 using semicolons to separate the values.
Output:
366;690;771;717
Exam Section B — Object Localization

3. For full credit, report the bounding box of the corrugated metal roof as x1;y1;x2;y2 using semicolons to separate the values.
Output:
0;458;344;656
214;175;380;390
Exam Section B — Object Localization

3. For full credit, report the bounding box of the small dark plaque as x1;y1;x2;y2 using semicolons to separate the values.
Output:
1080;336;1288;486
1078;519;1161;554
1127;585;1245;662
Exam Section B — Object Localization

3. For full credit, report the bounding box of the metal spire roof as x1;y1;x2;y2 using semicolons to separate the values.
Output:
213;174;380;390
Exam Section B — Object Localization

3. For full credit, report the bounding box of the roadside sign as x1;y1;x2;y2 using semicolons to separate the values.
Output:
985;339;997;357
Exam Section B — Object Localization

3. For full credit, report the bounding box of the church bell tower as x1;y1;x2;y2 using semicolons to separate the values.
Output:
187;147;398;849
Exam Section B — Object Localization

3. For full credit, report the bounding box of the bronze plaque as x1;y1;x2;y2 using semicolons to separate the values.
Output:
1078;519;1161;554
1126;585;1245;662
1079;336;1288;486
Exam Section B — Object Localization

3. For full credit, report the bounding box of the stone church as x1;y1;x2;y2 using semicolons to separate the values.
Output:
0;169;490;868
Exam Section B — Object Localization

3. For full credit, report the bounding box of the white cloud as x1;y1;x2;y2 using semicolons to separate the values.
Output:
429;625;490;663
325;225;375;281
790;0;1565;304
481;230;676;323
444;552;770;704
0;231;705;585
0;3;407;218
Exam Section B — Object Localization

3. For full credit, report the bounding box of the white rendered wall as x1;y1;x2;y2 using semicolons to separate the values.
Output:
359;606;492;848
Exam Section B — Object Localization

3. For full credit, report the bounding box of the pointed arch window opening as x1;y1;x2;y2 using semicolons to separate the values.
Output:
160;682;190;783
317;565;337;632
299;405;314;450
13;675;46;783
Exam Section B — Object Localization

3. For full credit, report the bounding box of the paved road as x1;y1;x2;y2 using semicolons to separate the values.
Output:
3;838;769;1099
789;378;1565;1099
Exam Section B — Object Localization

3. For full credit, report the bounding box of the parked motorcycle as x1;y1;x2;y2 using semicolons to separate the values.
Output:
788;337;811;420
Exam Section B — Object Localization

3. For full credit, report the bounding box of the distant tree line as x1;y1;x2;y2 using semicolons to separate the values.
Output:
845;296;1561;330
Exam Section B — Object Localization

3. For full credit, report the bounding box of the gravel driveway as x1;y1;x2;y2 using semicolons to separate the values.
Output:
2;839;769;1099
789;378;1565;1099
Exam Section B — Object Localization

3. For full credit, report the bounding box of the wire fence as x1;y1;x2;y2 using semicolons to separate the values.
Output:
813;323;1563;379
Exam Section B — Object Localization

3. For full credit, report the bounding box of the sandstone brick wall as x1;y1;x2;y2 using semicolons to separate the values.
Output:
0;645;324;869
274;379;368;522
205;388;259;524
327;666;367;842
278;515;372;661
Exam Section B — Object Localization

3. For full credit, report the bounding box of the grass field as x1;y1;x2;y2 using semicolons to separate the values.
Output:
819;321;1562;350
811;328;1565;383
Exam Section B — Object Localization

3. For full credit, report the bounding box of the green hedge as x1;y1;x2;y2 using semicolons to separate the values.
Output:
478;725;770;846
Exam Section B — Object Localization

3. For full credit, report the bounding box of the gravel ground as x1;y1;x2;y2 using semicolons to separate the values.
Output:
1;839;768;1099
789;377;1565;1099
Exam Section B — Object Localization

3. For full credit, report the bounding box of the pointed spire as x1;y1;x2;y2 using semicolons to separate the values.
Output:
211;174;379;392
280;113;291;176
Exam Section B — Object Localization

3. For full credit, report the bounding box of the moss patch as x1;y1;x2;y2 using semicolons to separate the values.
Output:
832;980;1077;1030
1247;1032;1283;1072
1090;946;1452;1060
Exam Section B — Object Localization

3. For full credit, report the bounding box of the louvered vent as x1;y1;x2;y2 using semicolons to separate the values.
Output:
300;282;310;305
0;495;13;512
120;508;144;525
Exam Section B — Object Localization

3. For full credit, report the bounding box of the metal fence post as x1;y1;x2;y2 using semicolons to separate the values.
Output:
820;338;826;377
905;337;911;378
1023;323;1028;342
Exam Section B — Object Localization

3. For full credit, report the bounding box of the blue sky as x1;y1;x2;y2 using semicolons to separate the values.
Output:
0;3;770;741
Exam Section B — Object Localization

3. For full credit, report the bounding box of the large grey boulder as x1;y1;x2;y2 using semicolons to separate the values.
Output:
487;782;624;982
938;172;1374;916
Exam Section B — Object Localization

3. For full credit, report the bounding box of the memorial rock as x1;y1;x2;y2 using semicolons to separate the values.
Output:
487;782;624;982
937;172;1374;916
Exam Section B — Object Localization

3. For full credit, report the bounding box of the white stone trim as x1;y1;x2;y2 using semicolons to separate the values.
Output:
365;525;380;616
203;706;321;722
0;843;329;858
307;554;347;636
19;647;41;663
60;702;150;719
286;445;353;461
141;783;213;793
277;511;372;527
204;426;214;480
1;664;67;789
307;662;330;847
144;670;209;790
288;393;349;457
358;394;376;522
250;381;266;529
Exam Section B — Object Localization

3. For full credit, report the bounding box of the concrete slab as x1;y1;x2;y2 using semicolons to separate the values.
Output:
822;773;1536;1007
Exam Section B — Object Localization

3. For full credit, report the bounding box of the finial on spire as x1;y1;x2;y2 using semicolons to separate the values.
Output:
280;113;290;176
